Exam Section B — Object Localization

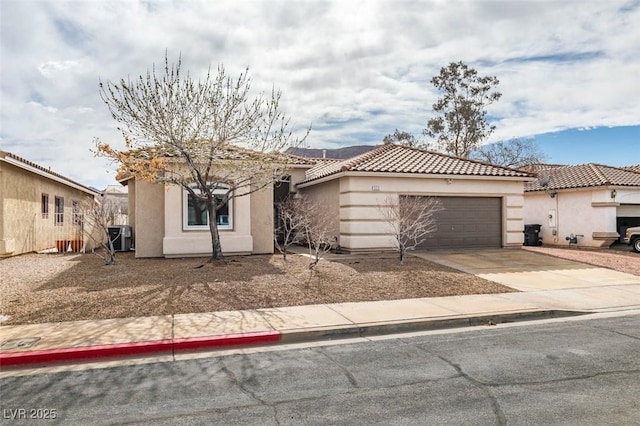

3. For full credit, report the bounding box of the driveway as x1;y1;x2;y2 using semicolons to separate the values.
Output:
413;249;640;312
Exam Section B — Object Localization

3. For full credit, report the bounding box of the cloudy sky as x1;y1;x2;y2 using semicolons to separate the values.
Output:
1;0;639;189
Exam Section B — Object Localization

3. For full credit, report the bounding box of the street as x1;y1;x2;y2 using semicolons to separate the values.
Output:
2;313;640;425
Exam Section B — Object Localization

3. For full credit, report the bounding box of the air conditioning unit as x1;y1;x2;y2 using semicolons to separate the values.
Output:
107;225;132;251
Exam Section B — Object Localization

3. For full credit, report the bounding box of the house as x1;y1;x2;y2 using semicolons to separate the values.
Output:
523;163;640;247
120;149;316;258
101;185;129;226
0;151;101;257
296;144;534;251
124;143;534;257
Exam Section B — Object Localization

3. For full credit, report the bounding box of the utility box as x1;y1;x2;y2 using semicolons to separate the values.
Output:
108;225;132;252
523;224;542;246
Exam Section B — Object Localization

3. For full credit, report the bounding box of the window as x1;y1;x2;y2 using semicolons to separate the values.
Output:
54;196;64;225
183;186;232;230
41;193;49;218
72;200;82;226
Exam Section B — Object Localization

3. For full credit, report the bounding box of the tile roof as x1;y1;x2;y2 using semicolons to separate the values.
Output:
525;163;640;192
622;164;640;174
130;143;317;166
301;143;533;183
0;150;100;196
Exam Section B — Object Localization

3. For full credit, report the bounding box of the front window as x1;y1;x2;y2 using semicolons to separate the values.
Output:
54;196;64;225
183;186;232;230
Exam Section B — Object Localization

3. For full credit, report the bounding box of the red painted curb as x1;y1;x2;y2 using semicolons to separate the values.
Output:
0;331;282;368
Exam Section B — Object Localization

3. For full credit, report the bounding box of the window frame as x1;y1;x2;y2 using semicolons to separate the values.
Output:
182;186;233;231
41;193;49;218
72;200;82;226
54;196;64;225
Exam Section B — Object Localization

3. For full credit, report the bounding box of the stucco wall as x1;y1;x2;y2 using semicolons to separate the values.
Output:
133;179;165;257
300;173;526;252
524;188;622;247
162;184;254;257
0;161;95;256
250;186;274;254
297;178;341;243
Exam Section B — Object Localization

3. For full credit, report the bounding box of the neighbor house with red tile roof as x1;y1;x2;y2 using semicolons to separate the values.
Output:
523;163;640;247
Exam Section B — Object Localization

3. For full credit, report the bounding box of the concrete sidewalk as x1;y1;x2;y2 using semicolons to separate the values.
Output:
2;250;640;368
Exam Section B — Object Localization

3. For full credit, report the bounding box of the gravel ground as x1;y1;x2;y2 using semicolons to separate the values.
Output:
523;246;640;276
0;252;511;325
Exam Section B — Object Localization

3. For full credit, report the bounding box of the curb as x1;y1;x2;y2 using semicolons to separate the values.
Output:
0;331;281;368
0;310;586;368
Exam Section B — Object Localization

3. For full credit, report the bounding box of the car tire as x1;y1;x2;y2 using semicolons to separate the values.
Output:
634;238;640;253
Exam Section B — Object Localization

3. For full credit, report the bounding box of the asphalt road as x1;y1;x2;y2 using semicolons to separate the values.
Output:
2;313;640;425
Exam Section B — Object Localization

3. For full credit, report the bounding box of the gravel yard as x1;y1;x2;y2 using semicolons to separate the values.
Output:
0;251;512;325
523;246;640;276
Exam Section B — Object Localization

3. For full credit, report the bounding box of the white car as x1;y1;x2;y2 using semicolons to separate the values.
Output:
624;226;640;253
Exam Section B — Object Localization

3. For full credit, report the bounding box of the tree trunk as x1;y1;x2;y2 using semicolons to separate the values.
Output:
208;203;224;261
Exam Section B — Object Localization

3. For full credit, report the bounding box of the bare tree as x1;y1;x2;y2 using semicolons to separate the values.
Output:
378;195;443;264
424;61;501;158
274;196;308;261
96;53;308;262
303;201;337;270
82;200;122;265
472;138;548;168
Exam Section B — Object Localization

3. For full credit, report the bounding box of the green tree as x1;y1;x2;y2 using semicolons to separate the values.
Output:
383;129;425;148
424;61;501;158
97;53;308;261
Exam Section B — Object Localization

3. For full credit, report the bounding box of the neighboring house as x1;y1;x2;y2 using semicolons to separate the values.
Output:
0;151;101;257
101;185;128;225
124;143;534;257
286;145;376;159
523;163;640;247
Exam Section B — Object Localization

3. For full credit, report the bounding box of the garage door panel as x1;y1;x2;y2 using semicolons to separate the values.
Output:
409;196;502;249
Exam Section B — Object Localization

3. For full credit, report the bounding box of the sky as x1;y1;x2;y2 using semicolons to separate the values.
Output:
1;0;639;189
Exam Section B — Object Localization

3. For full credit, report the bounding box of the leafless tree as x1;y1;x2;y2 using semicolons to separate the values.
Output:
97;52;308;261
82;200;122;265
302;201;337;270
378;195;443;264
274;196;308;261
472;138;548;168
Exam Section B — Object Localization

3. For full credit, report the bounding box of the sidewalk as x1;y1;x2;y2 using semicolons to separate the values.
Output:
2;251;640;368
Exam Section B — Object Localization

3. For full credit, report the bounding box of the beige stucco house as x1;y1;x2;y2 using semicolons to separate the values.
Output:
523;164;640;247
125;144;535;257
0;151;100;257
297;144;534;252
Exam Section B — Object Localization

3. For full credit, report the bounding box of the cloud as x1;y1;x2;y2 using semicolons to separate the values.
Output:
1;0;639;188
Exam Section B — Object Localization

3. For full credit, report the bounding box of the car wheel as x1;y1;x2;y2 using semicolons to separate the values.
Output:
634;238;640;253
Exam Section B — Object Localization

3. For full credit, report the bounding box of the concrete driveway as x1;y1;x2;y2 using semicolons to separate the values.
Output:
413;249;640;312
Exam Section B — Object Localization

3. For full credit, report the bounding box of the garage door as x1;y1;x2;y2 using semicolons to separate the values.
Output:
413;196;502;249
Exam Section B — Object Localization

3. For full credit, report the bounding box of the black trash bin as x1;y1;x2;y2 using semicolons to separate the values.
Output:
523;224;542;246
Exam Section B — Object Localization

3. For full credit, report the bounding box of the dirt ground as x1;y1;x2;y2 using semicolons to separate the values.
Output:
1;251;513;325
523;245;640;276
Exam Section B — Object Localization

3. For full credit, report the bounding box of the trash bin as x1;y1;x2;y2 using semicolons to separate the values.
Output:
523;224;542;246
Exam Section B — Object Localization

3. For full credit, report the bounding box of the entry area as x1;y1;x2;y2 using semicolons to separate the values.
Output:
412;196;502;249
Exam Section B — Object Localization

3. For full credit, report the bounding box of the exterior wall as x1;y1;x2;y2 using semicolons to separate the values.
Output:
302;174;526;252
250;186;274;254
162;184;254;257
524;188;622;247
297;178;341;242
133;179;165;257
0;161;96;256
